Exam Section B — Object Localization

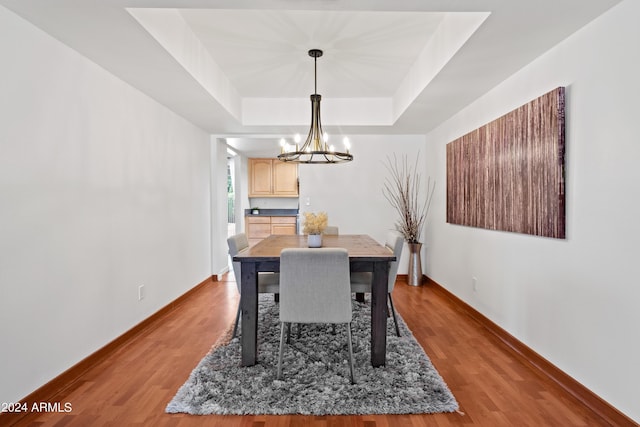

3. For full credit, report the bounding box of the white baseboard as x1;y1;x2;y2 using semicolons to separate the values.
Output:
216;265;230;281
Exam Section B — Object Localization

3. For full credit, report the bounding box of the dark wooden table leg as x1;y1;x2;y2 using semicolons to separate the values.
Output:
371;261;389;367
240;261;258;366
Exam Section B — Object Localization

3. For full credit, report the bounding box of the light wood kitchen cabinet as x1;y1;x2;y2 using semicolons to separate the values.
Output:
272;161;298;196
249;158;298;197
270;216;297;235
246;217;270;247
246;215;297;246
248;159;273;197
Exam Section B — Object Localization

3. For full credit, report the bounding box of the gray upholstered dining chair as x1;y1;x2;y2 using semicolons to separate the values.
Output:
227;233;279;338
350;231;404;337
277;248;356;384
323;225;339;235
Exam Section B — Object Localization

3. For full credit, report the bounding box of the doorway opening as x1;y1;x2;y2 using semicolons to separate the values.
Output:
227;156;236;239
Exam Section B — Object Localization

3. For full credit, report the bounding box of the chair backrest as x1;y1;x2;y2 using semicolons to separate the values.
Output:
323;226;339;235
385;232;404;292
279;248;352;324
227;233;249;292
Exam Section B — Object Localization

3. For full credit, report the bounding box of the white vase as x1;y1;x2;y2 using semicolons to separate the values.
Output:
307;234;322;248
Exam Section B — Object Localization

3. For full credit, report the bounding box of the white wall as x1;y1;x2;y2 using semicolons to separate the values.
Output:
0;7;212;404
211;138;232;277
299;135;428;274
424;0;640;421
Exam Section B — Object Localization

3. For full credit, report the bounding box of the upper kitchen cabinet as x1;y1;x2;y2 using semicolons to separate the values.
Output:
249;158;298;197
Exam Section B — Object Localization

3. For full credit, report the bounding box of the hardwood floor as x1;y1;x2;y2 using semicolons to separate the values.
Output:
4;274;629;426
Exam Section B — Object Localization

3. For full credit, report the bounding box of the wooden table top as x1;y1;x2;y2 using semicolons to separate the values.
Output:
233;234;395;262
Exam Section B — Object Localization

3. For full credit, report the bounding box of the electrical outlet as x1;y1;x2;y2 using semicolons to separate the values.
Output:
138;284;145;301
472;277;478;292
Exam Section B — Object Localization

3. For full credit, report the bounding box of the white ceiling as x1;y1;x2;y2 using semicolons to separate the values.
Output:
177;9;446;98
1;0;621;157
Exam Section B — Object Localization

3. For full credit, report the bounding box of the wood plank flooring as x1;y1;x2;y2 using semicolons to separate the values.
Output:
5;274;624;426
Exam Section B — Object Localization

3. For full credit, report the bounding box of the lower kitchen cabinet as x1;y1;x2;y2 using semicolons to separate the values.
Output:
246;215;297;246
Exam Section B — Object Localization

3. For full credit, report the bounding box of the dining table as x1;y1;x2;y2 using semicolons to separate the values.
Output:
232;234;396;367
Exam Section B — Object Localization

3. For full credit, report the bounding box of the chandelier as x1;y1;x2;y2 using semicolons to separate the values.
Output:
277;49;353;164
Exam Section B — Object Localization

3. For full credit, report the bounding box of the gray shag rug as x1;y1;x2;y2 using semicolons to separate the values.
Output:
166;295;458;416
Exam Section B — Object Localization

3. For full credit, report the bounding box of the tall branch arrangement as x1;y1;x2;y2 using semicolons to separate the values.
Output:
383;154;435;243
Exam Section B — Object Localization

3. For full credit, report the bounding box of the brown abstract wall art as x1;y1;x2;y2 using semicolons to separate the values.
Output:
446;87;565;239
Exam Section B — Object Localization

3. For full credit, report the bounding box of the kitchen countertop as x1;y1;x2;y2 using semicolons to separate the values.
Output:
245;208;298;217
